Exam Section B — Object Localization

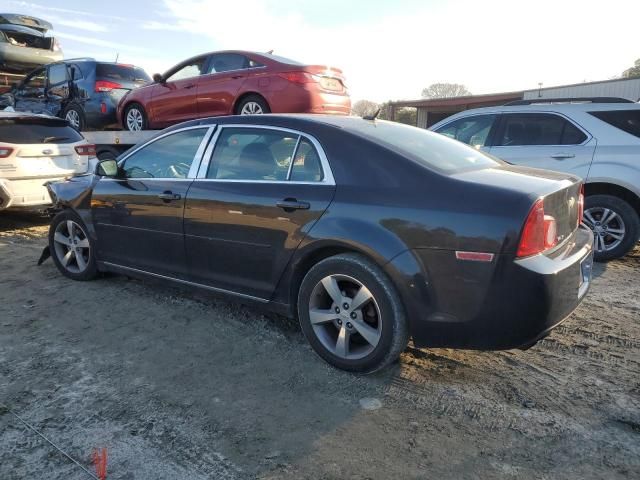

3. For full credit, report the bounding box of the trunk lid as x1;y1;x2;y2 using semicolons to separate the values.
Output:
302;65;348;94
0;14;53;33
6;143;88;179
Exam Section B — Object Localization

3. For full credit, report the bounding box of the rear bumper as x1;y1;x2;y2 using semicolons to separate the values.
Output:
0;177;62;209
387;226;594;350
268;84;351;115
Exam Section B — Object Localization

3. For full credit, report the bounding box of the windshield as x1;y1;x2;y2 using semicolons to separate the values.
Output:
349;120;501;173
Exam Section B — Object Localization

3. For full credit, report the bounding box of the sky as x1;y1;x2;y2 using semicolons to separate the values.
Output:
6;0;640;102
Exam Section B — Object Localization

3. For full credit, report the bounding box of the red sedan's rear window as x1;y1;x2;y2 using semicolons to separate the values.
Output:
350;120;501;174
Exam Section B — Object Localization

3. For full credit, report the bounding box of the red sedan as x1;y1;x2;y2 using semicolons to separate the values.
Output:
117;50;351;130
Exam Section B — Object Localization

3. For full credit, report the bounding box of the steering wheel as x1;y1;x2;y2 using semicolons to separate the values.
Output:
169;162;191;178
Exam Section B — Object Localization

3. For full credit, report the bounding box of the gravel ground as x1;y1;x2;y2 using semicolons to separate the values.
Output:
1;211;639;480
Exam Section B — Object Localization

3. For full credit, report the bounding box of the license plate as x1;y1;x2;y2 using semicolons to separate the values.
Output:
320;77;342;91
578;252;593;298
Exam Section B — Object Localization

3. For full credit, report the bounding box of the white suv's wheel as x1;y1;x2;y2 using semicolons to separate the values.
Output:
583;195;640;261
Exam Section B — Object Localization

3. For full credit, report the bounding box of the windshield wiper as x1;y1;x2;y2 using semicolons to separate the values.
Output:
42;136;69;143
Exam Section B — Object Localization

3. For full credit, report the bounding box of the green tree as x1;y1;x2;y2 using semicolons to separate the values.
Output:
622;58;640;78
351;99;380;117
421;83;471;99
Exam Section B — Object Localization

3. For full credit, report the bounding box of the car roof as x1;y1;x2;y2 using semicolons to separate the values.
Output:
444;102;640;116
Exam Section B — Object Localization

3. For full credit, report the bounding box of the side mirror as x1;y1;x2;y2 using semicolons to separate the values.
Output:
152;73;164;83
96;159;119;177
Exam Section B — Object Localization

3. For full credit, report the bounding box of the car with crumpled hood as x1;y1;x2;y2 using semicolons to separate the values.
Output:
0;14;62;73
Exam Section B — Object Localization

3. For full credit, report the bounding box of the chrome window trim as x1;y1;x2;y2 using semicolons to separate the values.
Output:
196;124;336;185
111;125;215;181
204;65;267;76
286;135;302;181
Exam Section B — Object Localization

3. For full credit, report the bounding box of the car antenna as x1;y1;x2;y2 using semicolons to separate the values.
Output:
362;108;381;121
266;49;274;54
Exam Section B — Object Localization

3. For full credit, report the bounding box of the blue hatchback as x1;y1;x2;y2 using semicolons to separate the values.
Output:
7;59;150;131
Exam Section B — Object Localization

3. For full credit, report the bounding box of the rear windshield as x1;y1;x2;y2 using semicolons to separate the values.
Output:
351;120;501;173
589;110;640;139
96;64;150;82
0;118;83;144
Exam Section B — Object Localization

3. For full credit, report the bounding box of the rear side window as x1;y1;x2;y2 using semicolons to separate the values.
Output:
207;54;252;73
207;128;299;181
496;113;587;146
435;114;496;148
589;110;640;139
0;118;83;144
290;138;323;182
96;64;150;82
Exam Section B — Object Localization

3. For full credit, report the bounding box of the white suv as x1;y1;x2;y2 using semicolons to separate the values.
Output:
430;99;640;261
0;112;93;210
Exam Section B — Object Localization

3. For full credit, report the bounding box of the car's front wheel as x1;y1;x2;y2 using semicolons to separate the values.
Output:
124;103;148;131
49;210;98;281
298;253;409;373
583;194;640;261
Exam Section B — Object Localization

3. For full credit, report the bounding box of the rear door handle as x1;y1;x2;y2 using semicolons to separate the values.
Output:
184;84;196;89
158;191;181;201
551;153;575;159
277;198;310;212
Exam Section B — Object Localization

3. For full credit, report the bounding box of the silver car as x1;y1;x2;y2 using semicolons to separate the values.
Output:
430;99;640;261
0;14;62;72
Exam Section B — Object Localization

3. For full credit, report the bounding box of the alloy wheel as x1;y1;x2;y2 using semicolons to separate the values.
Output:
53;220;91;274
308;274;382;360
126;108;144;131
65;110;80;129
240;102;264;115
583;207;626;253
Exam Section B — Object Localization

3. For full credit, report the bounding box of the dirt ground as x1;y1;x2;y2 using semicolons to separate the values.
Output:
0;211;638;480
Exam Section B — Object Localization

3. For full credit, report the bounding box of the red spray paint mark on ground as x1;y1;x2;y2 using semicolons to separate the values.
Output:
92;448;107;480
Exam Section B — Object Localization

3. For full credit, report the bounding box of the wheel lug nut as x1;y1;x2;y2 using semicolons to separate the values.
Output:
346;322;352;329
343;303;349;310
337;319;342;325
350;312;357;319
335;307;340;313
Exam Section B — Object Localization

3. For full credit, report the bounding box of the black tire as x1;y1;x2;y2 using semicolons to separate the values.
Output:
584;194;640;262
298;253;409;373
62;104;85;131
48;210;98;281
123;102;148;131
235;95;270;115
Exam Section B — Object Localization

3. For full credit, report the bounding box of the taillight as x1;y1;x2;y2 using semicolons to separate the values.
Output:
577;184;584;228
95;80;123;92
75;144;96;156
517;198;558;257
278;71;318;84
52;38;62;52
0;146;13;158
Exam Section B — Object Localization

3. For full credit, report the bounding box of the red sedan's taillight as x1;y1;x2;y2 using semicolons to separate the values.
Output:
517;198;558;257
577;183;585;228
75;144;97;156
278;71;318;84
95;80;123;92
0;146;13;158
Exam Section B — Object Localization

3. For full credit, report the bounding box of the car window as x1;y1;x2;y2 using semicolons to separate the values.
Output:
435;114;496;148
496;113;587;146
290;138;323;182
166;59;205;82
96;64;150;82
206;54;252;73
207;128;299;181
0;118;83;144
21;68;46;90
589;110;640;139
122;128;207;179
48;64;68;86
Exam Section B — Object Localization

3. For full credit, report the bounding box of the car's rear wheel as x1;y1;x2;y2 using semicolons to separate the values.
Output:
124;103;148;131
583;194;640;261
62;104;85;131
236;95;270;115
49;210;98;281
298;253;409;373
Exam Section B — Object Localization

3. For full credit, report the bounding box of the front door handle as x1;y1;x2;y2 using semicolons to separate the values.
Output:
158;191;181;201
551;153;576;159
277;198;310;212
